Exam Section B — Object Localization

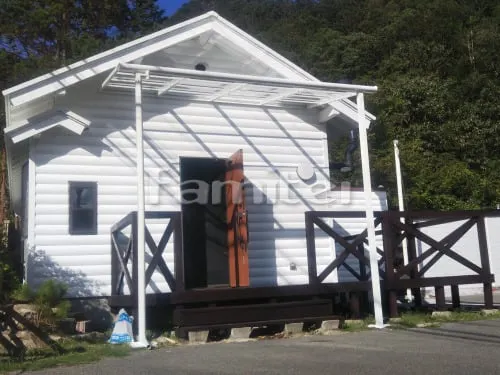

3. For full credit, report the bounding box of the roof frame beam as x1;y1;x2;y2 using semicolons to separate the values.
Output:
157;78;184;96
207;82;247;101
112;63;378;94
259;88;301;105
307;92;357;109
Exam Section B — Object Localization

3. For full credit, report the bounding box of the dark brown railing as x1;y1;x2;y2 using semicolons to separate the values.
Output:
382;210;497;317
110;211;183;299
305;211;386;285
305;211;386;316
305;210;500;317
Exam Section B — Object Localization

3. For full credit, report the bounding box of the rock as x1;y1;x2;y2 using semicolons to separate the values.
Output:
320;320;341;332
284;323;303;335
188;331;209;344
230;327;252;340
13;304;37;317
12;330;51;350
12;304;38;329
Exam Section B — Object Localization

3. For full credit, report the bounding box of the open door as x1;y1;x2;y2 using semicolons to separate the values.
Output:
225;149;250;287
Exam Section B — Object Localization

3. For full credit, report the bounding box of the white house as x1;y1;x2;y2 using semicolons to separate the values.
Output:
2;12;387;308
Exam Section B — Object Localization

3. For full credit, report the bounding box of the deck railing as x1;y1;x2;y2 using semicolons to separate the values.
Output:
110;211;183;299
382;210;497;316
305;211;386;285
305;210;499;316
111;209;498;322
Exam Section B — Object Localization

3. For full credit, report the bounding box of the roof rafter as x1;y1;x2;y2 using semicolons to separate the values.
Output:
157;79;184;96
259;88;302;105
207;82;247;101
307;92;357;109
101;63;377;110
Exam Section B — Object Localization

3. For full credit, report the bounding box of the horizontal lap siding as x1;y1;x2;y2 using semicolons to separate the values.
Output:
487;217;500;290
32;87;383;297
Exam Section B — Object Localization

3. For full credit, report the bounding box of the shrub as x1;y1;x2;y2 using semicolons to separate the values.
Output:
10;280;71;330
11;283;35;302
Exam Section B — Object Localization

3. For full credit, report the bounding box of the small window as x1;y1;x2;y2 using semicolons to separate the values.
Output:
69;182;97;235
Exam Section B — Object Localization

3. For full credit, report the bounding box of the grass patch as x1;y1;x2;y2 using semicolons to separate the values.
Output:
0;337;131;374
341;316;375;332
392;309;500;329
339;310;500;332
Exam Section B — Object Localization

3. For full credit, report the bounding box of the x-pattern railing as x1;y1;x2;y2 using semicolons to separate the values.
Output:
111;211;182;297
382;210;496;316
305;211;385;284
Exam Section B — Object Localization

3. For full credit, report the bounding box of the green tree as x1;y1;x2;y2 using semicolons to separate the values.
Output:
2;0;500;211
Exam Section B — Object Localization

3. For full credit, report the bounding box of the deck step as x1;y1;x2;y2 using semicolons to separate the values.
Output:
174;299;333;329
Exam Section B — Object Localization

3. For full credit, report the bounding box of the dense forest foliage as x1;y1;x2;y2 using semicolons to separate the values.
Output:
1;0;500;210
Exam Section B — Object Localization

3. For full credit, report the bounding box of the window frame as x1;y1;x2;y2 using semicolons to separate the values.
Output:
68;181;98;235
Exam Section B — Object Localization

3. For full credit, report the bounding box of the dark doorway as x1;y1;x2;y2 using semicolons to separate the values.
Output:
180;157;229;289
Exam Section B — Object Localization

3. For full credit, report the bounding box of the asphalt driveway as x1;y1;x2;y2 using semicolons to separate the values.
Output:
28;319;500;375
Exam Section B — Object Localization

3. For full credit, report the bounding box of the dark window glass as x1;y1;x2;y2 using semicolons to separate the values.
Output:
69;182;97;235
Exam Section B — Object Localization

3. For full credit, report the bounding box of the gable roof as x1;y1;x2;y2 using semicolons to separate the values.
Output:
2;11;375;123
3;11;317;107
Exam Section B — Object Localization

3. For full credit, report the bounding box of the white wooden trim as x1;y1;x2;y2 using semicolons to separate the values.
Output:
135;73;148;346
8;22;215;108
4;10;317;106
3;12;217;97
4;98;14;198
331;100;376;124
318;107;340;123
6;110;91;144
211;12;318;81
28;139;36;253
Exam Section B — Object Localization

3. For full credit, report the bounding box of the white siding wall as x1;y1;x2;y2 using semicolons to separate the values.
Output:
29;82;386;297
487;216;500;290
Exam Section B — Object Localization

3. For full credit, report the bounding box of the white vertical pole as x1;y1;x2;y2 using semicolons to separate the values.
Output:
135;73;148;346
357;93;385;328
393;140;413;302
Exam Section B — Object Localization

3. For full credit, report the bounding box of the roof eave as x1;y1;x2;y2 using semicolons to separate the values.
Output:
2;11;219;98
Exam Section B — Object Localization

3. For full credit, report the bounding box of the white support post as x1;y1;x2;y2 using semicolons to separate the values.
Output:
357;93;385;329
135;73;148;347
393;140;413;302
